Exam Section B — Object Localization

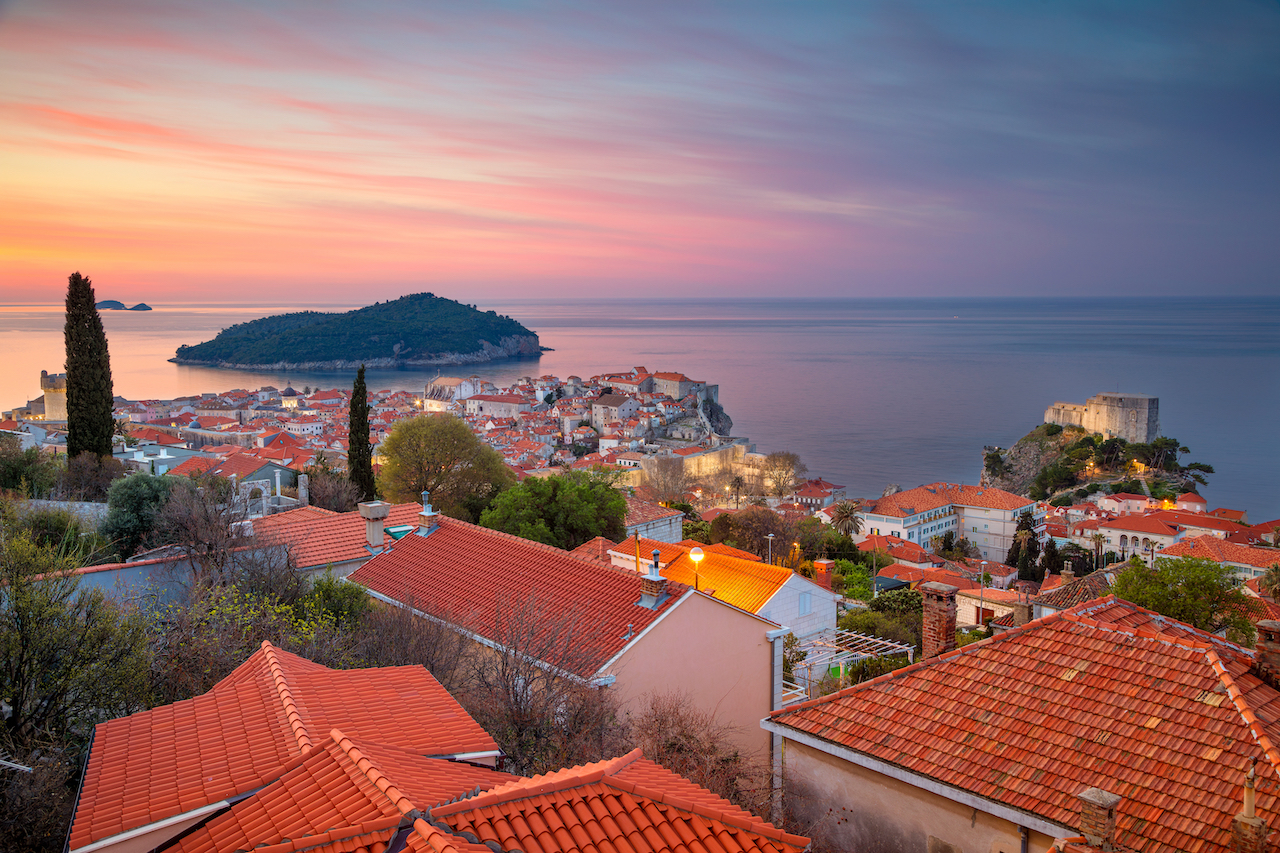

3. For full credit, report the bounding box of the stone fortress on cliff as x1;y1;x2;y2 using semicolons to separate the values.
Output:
1044;392;1158;444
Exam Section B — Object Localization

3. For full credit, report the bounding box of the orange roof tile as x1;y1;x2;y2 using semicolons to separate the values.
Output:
69;643;496;852
431;749;806;853
166;455;218;477
769;597;1280;853
866;482;1033;517
168;731;511;853
660;550;793;613
569;535;616;566
1160;535;1280;570
253;503;425;569
348;519;688;679
624;494;685;526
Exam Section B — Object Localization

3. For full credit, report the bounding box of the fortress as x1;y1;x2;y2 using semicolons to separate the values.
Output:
39;370;68;422
1044;392;1158;444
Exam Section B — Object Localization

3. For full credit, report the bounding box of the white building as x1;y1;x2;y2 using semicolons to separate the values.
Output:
857;482;1044;562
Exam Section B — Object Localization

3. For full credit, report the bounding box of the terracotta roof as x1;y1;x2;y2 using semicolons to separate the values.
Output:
569;535;616;566
253;503;425;569
611;536;690;566
877;565;979;590
624;494;685;526
349;519;688;679
1160;535;1280;570
865;482;1032;517
1033;570;1115;610
769;597;1280;853
697;541;763;562
1098;515;1179;536
69;643;496;852
168;731;510;853
166;455;218;477
431;749;806;853
661;550;794;613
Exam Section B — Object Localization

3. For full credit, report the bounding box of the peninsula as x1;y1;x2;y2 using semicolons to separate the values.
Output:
170;293;542;371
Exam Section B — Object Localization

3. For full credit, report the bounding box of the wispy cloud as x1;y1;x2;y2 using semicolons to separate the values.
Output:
1;0;1277;301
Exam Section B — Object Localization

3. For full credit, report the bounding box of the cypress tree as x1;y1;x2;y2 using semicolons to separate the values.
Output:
64;272;115;459
348;364;376;501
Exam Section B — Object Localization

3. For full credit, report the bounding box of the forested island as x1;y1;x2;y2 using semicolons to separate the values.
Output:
171;293;542;370
95;300;151;311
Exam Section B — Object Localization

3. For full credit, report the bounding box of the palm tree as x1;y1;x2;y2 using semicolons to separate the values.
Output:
830;500;863;538
1259;564;1280;602
729;475;745;509
1090;533;1106;571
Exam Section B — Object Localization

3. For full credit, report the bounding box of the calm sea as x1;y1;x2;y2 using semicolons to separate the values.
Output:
1;297;1277;521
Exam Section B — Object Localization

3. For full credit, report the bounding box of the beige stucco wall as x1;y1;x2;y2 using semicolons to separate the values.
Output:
603;592;773;758
783;739;1064;853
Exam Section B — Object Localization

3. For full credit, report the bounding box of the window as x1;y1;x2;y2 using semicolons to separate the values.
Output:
799;592;812;616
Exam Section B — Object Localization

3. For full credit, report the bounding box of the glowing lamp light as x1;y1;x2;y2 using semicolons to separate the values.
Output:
689;547;704;565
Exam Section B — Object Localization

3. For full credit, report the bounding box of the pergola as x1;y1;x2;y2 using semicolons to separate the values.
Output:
783;627;915;703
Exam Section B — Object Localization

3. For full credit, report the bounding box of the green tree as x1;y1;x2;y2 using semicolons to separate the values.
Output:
64;272;115;459
102;473;173;558
1112;556;1256;643
480;470;625;550
829;500;863;538
0;533;150;748
348;365;376;501
1039;537;1063;578
377;415;513;520
1258;563;1280;602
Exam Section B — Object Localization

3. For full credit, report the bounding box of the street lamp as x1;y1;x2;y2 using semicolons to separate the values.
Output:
978;560;988;631
766;533;776;564
689;547;704;591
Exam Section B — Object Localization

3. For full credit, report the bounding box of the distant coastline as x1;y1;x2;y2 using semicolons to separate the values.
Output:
96;300;152;311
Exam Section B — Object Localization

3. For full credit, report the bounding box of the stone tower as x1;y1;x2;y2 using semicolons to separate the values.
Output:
1044;393;1158;444
39;370;68;422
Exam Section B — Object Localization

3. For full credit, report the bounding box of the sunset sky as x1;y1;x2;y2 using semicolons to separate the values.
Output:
2;1;1278;303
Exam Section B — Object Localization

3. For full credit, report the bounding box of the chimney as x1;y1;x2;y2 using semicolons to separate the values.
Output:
920;581;958;659
1078;787;1121;851
358;501;391;550
639;548;668;609
812;559;835;591
416;490;439;536
297;473;309;506
1254;620;1280;691
1013;587;1033;626
1233;761;1268;853
1061;564;1076;583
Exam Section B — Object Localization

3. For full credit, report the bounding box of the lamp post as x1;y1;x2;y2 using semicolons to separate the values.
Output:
979;560;988;631
689;546;704;591
766;533;776;565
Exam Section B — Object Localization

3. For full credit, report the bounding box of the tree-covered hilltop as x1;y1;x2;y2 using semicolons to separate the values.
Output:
172;293;541;369
982;423;1214;505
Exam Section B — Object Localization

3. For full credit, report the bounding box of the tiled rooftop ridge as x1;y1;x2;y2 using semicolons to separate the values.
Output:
331;728;421;819
427;749;808;849
261;640;314;753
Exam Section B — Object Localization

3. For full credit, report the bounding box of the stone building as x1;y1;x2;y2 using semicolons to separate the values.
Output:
39;370;68;421
1044;392;1158;443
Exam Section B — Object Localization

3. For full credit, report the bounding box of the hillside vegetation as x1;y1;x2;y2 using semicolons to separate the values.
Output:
983;423;1214;505
173;293;539;368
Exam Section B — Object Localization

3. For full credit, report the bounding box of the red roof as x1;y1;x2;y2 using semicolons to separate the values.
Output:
770;597;1280;853
168;731;510;853
1160;535;1280;570
431;749;806;853
624;494;684;526
69;643;496;852
252;503;424;569
349;519;688;679
866;482;1032;517
166;455;218;477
